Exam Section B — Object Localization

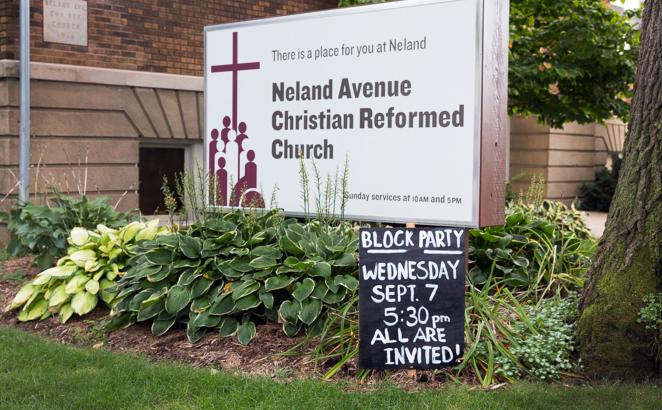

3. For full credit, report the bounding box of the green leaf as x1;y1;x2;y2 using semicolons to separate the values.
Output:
70;291;98;316
48;284;69;307
39;265;77;279
322;287;347;304
186;324;205;344
334;274;359;291
172;258;201;269
65;274;90;294
69;250;96;267
151;315;177;336
8;283;35;309
333;253;357;266
292;278;315;301
70;227;90;246
137;299;165;321
192;310;221;328
258;291;274;309
231;279;260;301
265;275;295;291
191;277;213;298
145;249;173;265
252;269;273;280
24;299;48;321
146;266;171;283
251;246;282;259
165;285;192;315
209;293;235;315
236;321;256;345
128;290;155;311
229;256;253;273
279;235;304;256
298;298;322;325
219;317;239;337
282;320;301;337
85;279;100;295
279;299;300;323
234;294;261;311
249;256;278;270
190;296;211;312
309;261;331;278
59;303;74;323
179;235;202;259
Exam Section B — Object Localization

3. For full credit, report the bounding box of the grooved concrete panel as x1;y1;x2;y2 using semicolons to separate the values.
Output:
0;137;138;166
548;151;597;166
33;165;138;193
134;87;170;138
548;134;598;151
509;116;618;202
31;109;138;138
179;90;200;139
547;167;596;182
156;89;186;139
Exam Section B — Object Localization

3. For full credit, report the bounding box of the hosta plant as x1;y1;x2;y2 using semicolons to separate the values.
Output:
107;209;359;345
5;220;169;323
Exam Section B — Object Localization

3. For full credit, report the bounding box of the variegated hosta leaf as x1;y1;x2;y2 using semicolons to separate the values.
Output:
69;227;90;246
236;321;256;345
71;291;98;316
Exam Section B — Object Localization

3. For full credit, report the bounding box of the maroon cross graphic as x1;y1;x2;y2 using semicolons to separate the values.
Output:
211;32;260;131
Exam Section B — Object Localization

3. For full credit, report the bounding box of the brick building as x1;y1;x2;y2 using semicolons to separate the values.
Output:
0;0;337;241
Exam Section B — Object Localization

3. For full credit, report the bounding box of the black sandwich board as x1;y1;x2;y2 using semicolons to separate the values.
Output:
358;227;466;369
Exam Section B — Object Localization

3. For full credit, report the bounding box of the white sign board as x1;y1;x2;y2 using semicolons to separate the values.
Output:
205;0;484;226
43;0;88;46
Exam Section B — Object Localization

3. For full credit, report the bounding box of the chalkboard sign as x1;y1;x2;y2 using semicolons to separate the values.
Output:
358;227;466;369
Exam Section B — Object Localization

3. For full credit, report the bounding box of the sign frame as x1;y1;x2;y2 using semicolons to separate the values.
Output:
203;0;508;227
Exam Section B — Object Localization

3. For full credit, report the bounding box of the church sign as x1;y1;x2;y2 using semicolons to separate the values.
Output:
204;0;508;227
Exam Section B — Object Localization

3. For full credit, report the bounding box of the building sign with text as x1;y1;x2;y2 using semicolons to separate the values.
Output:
43;0;88;46
204;0;485;226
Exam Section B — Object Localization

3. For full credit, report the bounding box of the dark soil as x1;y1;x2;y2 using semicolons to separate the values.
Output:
0;257;443;389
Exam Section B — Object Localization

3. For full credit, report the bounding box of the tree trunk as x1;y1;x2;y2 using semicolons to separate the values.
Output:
578;2;662;379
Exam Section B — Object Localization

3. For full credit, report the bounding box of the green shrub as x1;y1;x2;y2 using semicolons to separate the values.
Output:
637;293;662;365
579;154;622;212
495;294;579;380
5;221;167;323
469;200;594;300
291;199;594;383
5;193;136;269
107;209;359;345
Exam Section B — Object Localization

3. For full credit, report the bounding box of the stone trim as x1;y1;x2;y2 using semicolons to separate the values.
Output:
0;60;203;91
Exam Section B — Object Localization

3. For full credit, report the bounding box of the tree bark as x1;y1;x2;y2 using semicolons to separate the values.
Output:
578;2;662;379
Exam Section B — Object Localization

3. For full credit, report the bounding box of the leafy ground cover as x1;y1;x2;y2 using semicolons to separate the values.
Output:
1;326;660;410
2;192;599;385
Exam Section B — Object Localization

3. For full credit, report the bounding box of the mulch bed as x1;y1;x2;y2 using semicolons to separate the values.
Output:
0;257;444;389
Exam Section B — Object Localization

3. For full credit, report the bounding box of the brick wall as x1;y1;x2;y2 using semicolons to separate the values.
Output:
0;0;338;75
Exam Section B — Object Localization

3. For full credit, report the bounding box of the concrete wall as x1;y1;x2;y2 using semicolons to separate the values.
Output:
0;60;204;240
510;116;611;204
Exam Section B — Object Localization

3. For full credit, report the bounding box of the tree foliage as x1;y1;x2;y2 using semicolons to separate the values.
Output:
509;0;639;127
339;0;639;128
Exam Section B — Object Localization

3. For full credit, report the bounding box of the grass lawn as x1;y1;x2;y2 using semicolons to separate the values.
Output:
0;327;660;410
